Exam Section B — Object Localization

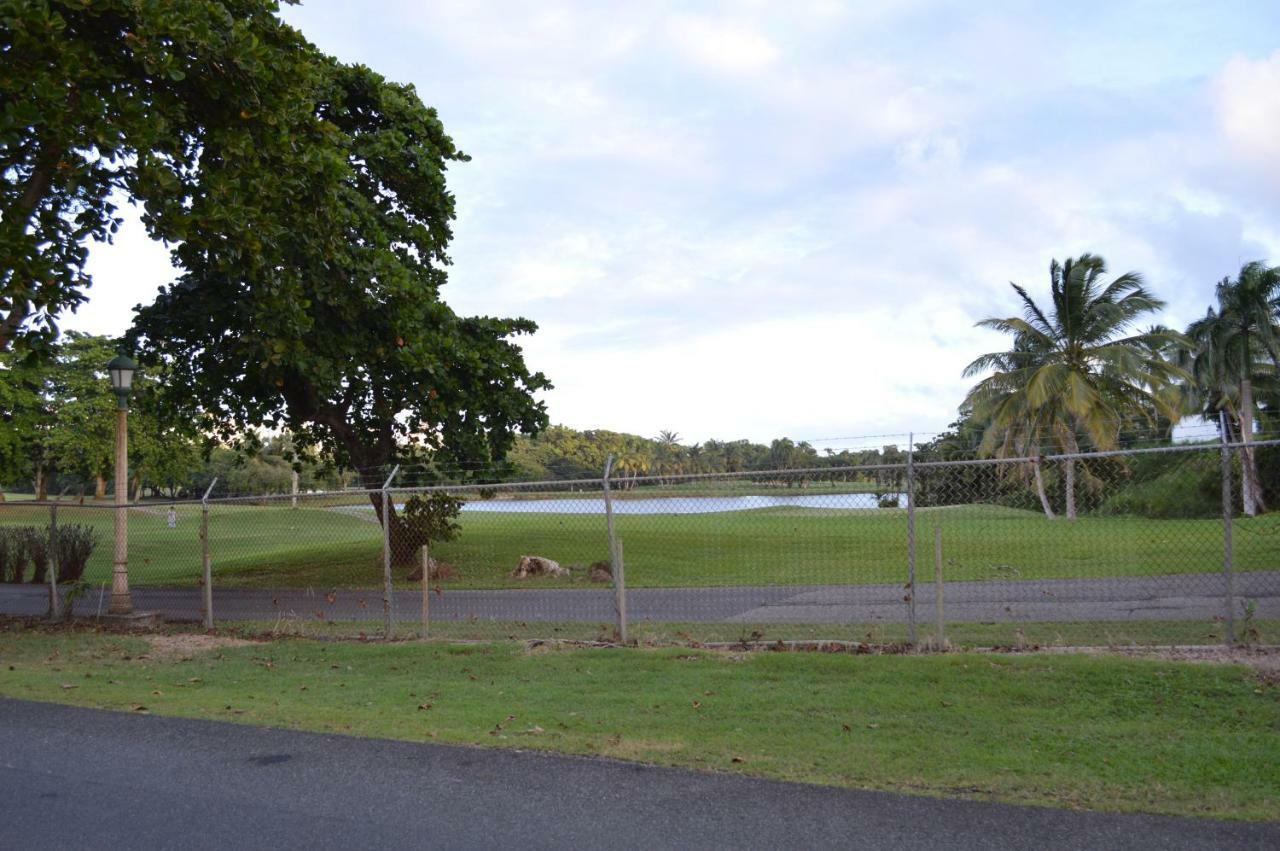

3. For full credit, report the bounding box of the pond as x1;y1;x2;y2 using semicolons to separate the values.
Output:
451;492;905;515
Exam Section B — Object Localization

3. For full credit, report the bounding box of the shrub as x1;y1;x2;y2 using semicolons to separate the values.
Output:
0;531;12;581
398;492;463;557
54;525;98;583
877;495;900;509
24;528;50;584
0;529;28;583
1095;452;1220;519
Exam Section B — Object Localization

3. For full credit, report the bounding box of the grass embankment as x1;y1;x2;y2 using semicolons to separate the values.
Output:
0;623;1276;820
1;501;1276;590
222;616;1280;647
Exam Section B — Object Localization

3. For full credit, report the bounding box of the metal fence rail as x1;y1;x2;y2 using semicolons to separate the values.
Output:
0;440;1277;647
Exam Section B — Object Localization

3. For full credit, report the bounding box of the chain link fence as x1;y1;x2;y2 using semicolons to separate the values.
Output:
1;440;1277;647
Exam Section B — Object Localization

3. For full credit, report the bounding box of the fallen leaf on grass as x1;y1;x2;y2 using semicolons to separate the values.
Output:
131;705;148;713
150;690;163;696
417;703;433;711
60;684;77;690
866;723;880;729
842;724;852;733
691;700;702;709
731;757;745;764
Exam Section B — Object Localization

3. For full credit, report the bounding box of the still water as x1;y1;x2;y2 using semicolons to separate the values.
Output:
453;492;903;515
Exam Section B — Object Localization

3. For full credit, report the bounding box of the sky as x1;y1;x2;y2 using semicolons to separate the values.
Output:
70;0;1280;449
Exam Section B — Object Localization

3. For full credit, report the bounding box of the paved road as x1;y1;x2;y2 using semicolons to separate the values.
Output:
0;698;1274;850
1;571;1276;625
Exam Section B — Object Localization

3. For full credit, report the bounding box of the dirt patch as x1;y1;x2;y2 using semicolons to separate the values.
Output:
597;737;687;760
145;633;255;660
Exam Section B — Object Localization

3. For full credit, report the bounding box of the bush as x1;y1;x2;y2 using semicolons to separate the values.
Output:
0;529;27;583
54;525;97;583
24;528;49;584
399;492;463;555
1095;453;1221;519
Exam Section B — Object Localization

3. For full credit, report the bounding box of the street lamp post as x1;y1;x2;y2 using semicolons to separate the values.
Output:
107;353;138;615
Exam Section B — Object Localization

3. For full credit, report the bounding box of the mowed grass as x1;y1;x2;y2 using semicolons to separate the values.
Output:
0;623;1276;820
1;500;1276;590
0;501;380;587
221;616;1280;648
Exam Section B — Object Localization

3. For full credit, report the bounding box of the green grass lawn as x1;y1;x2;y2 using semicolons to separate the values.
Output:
221;616;1280;648
1;500;1276;590
0;622;1275;820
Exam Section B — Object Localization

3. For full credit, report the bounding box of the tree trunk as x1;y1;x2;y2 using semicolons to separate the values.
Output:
1060;431;1083;520
94;474;106;501
34;463;46;501
133;474;144;503
366;490;422;567
1032;459;1056;519
1239;378;1264;516
1063;458;1077;520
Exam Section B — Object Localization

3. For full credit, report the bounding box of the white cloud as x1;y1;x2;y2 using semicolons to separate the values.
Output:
70;205;175;338
666;14;779;76
1214;50;1280;184
523;300;1002;444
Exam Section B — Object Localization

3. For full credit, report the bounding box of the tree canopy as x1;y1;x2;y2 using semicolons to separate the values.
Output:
128;59;550;495
1;0;320;355
0;332;201;500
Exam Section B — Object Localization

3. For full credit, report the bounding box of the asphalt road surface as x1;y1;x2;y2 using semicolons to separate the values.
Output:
0;571;1276;625
0;698;1275;850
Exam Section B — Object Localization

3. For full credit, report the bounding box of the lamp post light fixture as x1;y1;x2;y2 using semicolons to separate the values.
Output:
107;353;138;615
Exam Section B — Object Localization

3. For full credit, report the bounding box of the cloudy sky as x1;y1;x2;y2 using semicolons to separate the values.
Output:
72;0;1280;447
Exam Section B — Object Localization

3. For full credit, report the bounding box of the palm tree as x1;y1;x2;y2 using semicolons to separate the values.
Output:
611;452;650;490
654;430;683;484
1181;262;1280;515
964;254;1185;519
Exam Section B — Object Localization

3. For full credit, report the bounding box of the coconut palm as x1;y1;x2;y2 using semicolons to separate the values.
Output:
964;254;1185;519
1181;262;1280;515
653;430;684;484
612;451;651;490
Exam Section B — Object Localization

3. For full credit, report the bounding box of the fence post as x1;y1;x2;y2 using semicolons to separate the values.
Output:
934;524;945;648
47;502;60;620
1219;412;1236;646
381;465;400;640
603;454;627;644
905;433;916;646
201;478;217;630
420;544;430;640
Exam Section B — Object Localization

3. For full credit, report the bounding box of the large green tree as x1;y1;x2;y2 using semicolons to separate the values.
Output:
129;58;549;563
964;255;1185;519
0;0;320;355
0;333;201;499
1180;261;1280;515
0;348;49;499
